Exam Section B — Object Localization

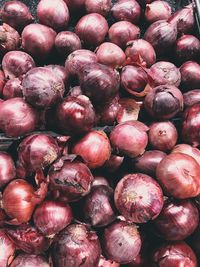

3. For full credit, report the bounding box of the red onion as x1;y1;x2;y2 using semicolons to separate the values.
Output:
183;90;200;107
0;1;33;30
56;95;95;135
148;121;178;152
75;13;109;48
10;254;50;267
0;23;20;54
108;21;140;49
37;0;69;32
92;176;110;187
0;229;15;267
0;70;5;96
110;121;149;158
153;199;199;241
0;97;38;137
72;130;111;168
83;185;116;227
2;51;35;79
180;61;200;90
0;152;15;188
125;39;156;67
144;85;183;120
111;0;141;24
144;20;177;55
133;150;166;177
96;42;126;68
117;98;142;123
103;154;124;173
168;4;195;36
6;224;50;254
22;67;65;109
48;156;94;202
52;224;101;266
182;103;200;147
97;255;119;267
145;1;172;23
176;35;200;62
152;241;197;266
156;153;200;199
55;31;81;57
64;0;85;12
21;23;56;60
103;220;141;264
114;173;163;223
172;144;200;166
79;63;120;104
45;64;69;88
85;0;112;16
2;77;23;99
33;200;73;236
148;61;181;87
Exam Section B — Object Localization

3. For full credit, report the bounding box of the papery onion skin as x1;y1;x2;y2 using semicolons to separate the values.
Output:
0;152;16;188
156;153;200;199
0;229;15;267
37;0;69;32
2;77;23;99
110;121;149;158
2;51;35;79
114;173;163;223
183;90;200;107
103;220;141;264
72;130;111;169
172;144;200;166
45;64;69;88
145;0;172;24
97;255;119;267
52;223;101;267
180;61;200;90
0;23;20;54
109;21;140;49
10;254;50;267
0;97;38;137
85;0;112;17
21;23;56;60
75;13;109;48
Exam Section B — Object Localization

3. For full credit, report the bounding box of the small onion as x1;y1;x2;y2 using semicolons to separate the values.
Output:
0;23;20;54
2;78;23;99
183;90;200;107
145;1;172;24
10;254;50;267
180;61;200;90
97;255;119;267
85;0;112;16
172;144;200;166
0;229;15;267
0;152;16;188
176;35;200;62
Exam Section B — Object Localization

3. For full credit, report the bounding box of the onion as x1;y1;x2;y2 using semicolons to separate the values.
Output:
114;173;163;223
144;20;177;55
10;254;50;267
0;97;38;137
152;241;197;266
85;0;112;16
182;103;200;147
0;152;15;188
144;85;183;120
55;31;81;57
45;64;69;88
79;63;120;104
56;95;95;135
103;220;141;264
33;200;73;236
156;153;200;199
0;229;15;267
48;156;94;202
22;67;65;109
111;0;141;24
96;42;126;68
176;35;200;62
68;86;83;97
64;0;85;12
183;90;200;107
92;176;110;187
125;39;156;67
109;21;140;49
72;130;111;169
6;224;50;254
110;121;149;158
2;77;23;99
153;199;199;241
37;0;69;32
83;185;116;227
75;13;109;48
133;150;166;177
0;1;33;30
145;1;172;23
0;23;20;54
103;154;124;173
2;51;35;79
0;70;5;96
172;144;200;166
21;23;56;60
180;61;200;90
52;223;101;267
97;255;119;267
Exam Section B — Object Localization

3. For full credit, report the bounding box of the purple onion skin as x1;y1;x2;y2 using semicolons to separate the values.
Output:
0;229;15;267
52;224;101;267
97;255;119;267
180;61;200;90
0;23;20;54
172;144;200;166
0;152;16;188
183;90;200;107
145;0;172;24
2;78;23;99
2;51;35;79
10;254;50;267
45;65;69;88
176;35;200;62
85;0;112;17
21;23;56;60
0;1;33;31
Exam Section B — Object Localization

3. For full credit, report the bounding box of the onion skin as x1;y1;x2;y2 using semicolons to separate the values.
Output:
2;78;23;99
52;223;101;267
0;70;5;96
183;90;200;107
97;255;119;267
75;13;109;48
0;229;15;267
0;152;16;188
0;97;38;137
45;65;69;88
180;61;200;90
103;220;141;264
109;21;140;49
72;130;111;169
0;23;20;54
64;0;85;12
85;0;112;17
176;35;200;62
10;254;50;267
171;144;200;166
92;176;110;187
145;1;172;24
37;0;69;32
21;23;56;60
156;153;200;199
114;173;163;223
